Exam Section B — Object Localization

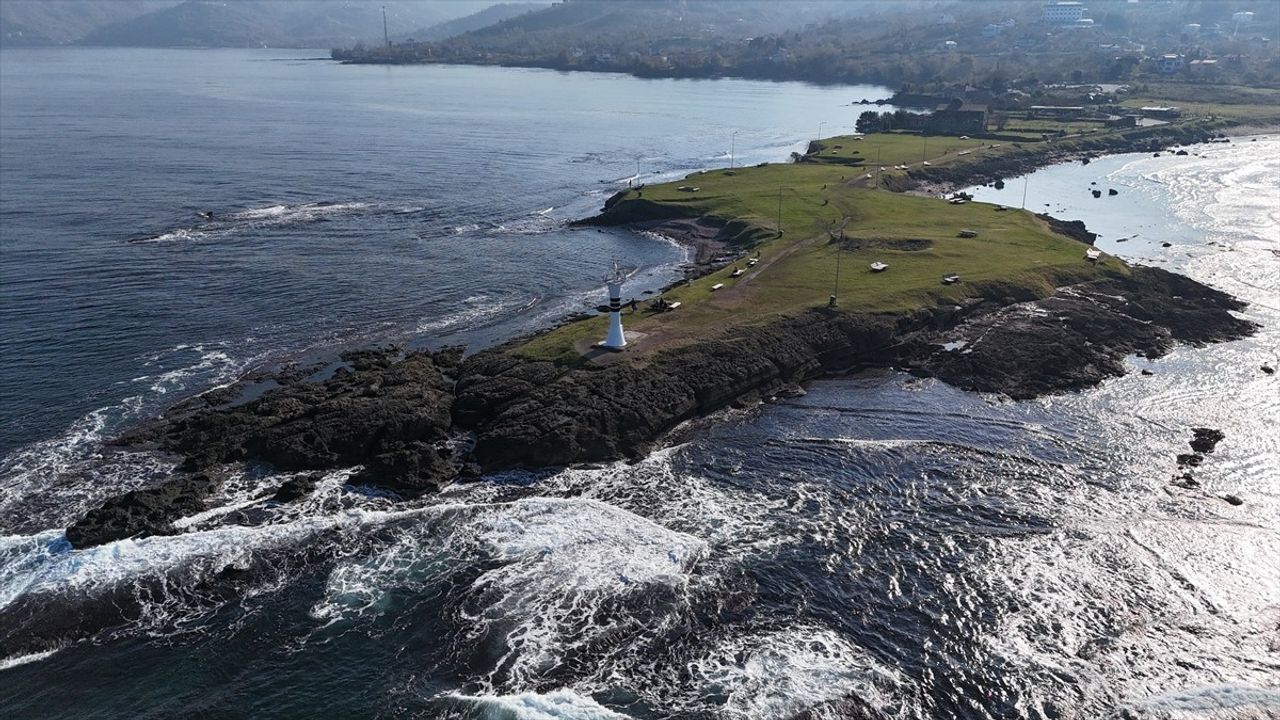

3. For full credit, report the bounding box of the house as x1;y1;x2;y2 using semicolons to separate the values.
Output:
1156;54;1184;74
983;19;1016;38
1043;2;1086;24
1140;106;1181;119
926;102;989;134
1030;105;1086;119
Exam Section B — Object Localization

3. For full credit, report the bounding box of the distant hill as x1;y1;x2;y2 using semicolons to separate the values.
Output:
400;2;550;44
0;0;509;48
0;1;176;46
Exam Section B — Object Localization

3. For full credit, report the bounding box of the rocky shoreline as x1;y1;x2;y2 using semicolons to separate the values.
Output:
887;122;1230;196
65;130;1261;549
74;262;1256;549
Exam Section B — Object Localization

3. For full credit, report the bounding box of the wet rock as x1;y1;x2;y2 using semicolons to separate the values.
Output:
66;473;221;549
1189;427;1225;454
1092;189;1102;198
1263;365;1276;375
1162;242;1173;248
921;267;1256;400
1108;188;1119;196
1223;494;1244;506
271;472;322;503
1037;214;1097;244
1172;472;1199;489
1141;369;1154;376
1177;453;1204;467
458;310;920;472
116;347;460;494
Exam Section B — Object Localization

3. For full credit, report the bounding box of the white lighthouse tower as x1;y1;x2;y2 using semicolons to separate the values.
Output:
602;261;627;349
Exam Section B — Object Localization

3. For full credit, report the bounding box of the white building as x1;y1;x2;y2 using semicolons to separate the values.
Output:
1232;11;1254;25
983;19;1016;37
1043;1;1086;24
1157;54;1185;74
601;262;627;349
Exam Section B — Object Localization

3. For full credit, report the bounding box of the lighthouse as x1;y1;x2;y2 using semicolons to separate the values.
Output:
602;261;627;349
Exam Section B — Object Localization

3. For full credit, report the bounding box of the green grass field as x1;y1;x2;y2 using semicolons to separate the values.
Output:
515;132;1127;363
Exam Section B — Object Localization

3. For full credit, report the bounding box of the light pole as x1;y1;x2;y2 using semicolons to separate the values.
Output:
818;121;826;141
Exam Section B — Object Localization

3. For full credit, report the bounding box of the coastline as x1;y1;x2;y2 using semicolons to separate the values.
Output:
68;129;1261;549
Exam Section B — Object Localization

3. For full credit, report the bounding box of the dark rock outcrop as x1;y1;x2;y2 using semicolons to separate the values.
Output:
116;346;462;495
66;473;221;548
456;309;943;471
1189;428;1225;454
99;266;1254;524
1037;215;1097;245
919;267;1256;400
272;472;323;503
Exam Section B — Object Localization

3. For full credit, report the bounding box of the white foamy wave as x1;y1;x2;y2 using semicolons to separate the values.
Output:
448;689;632;719
313;497;705;689
1125;685;1280;720
0;500;447;614
0;646;62;672
133;227;209;244
691;626;908;720
229;201;372;224
416;294;534;335
0;343;261;527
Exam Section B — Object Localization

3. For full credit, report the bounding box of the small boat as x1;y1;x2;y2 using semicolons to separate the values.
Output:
1084;248;1102;261
731;267;744;277
711;283;725;291
943;274;960;284
747;258;758;267
869;262;888;272
922;161;932;166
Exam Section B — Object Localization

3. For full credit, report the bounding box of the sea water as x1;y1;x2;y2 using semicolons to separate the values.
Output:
2;49;1278;720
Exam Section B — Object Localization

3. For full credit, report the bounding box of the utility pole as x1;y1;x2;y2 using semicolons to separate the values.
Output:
1021;174;1029;209
730;130;738;169
777;186;785;235
818;121;825;142
382;5;390;48
875;142;882;188
832;242;842;305
922;134;928;163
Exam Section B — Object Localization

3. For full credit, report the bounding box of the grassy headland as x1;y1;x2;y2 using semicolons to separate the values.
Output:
515;123;1189;363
